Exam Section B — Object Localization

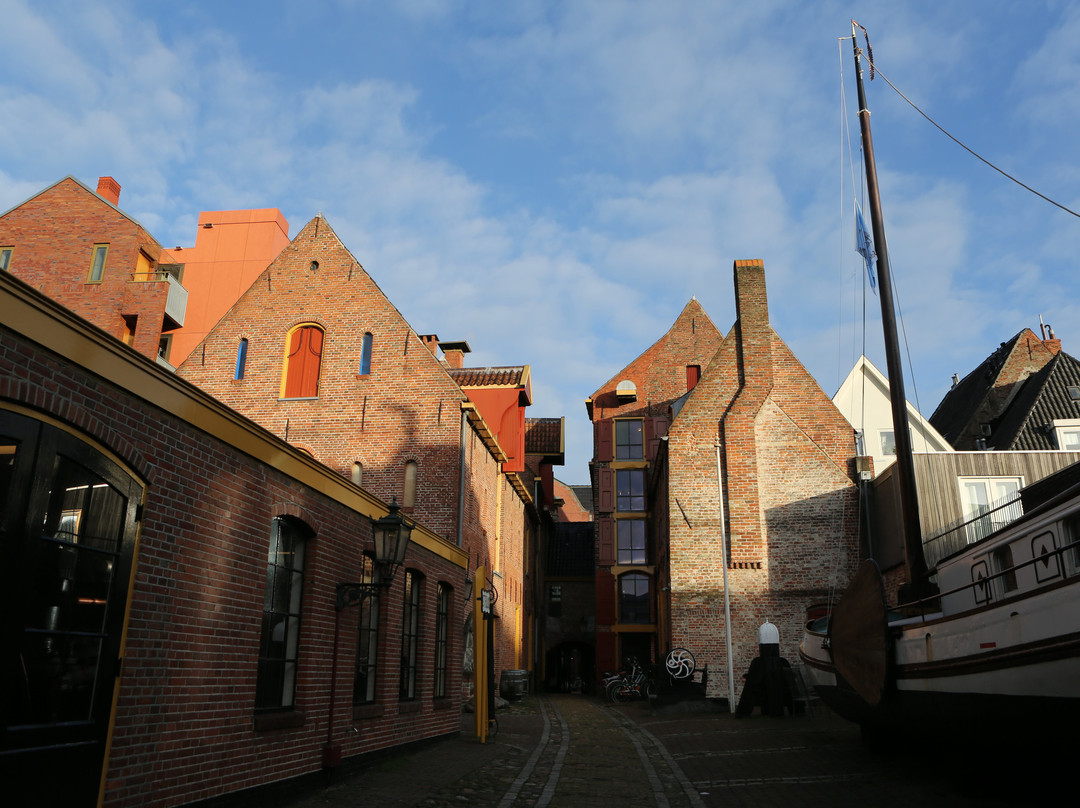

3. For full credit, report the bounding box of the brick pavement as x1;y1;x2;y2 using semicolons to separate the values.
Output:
283;694;1032;808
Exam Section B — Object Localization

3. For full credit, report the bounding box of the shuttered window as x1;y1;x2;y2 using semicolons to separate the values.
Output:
283;325;324;398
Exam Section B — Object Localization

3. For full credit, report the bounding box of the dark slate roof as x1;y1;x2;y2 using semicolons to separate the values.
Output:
994;351;1080;449
449;366;527;387
525;417;563;455
570;485;593;513
929;331;1025;444
546;522;595;577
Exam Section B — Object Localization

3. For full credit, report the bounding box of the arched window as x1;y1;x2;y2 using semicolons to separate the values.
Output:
403;460;417;509
283;324;324;398
619;573;651;624
235;338;249;380
351;461;363;486
256;517;309;710
360;332;373;376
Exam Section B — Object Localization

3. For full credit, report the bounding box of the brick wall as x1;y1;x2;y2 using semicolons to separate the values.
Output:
0;177;172;360
0;289;467;806
665;261;859;697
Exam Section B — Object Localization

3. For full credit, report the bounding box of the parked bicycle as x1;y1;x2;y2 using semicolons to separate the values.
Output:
605;657;656;703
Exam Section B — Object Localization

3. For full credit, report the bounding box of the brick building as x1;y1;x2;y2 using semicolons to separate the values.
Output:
586;296;724;673
1;269;469;806
174;213;539;691
0;176;188;364
587;262;860;700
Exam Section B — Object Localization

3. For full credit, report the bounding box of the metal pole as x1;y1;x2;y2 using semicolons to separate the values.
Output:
715;441;736;712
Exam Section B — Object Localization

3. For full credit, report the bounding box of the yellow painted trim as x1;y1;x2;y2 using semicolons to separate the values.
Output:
0;246;13;271
0;274;467;569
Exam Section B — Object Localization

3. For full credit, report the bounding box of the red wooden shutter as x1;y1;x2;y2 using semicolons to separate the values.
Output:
645;417;670;461
686;364;701;391
595;569;616;625
597;467;615;512
597;517;615;565
595;419;613;462
285;326;323;398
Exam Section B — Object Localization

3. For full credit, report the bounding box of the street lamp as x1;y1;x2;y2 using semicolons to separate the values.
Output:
335;498;413;611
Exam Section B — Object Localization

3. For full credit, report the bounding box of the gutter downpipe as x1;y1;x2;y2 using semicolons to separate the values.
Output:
715;440;736;712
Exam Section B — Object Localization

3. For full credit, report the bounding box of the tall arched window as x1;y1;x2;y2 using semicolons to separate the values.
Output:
256;517;309;710
360;332;373;376
235;338;249;380
403;460;417;509
283;324;324;398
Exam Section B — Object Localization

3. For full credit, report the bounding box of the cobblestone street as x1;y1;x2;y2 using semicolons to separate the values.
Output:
286;694;1035;808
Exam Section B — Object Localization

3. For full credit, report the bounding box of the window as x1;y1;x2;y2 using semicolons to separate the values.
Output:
992;544;1018;595
1052;419;1080;450
616;469;645;512
880;430;896;456
615;419;644;460
0;247;12;271
351;461;363;486
617;519;647;564
235;338;249;380
256;517;307;710
360;332;373;375
619;573;651;624
88;244;108;283
283;324;324;398
122;315;137;346
960;476;1023;543
403;460;417;509
433;583;450;698
157;335;171;363
353;553;380;705
399;571;421;699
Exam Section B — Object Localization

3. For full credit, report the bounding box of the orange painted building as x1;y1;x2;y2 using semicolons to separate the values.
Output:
163;208;291;366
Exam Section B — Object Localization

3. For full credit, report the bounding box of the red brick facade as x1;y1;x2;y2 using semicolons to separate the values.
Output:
1;272;468;806
174;214;534;686
587;263;860;699
0;177;183;362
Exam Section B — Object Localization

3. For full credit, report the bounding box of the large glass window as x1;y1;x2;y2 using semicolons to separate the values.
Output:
399;570;421;699
283;324;324;398
433;583;450;698
352;553;380;705
619;573;651;624
616;469;645;512
256;517;307;711
617;519;647;564
615;419;644;460
960;476;1023;543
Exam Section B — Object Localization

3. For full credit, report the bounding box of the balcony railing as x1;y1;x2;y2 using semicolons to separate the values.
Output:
130;270;188;328
923;494;1026;567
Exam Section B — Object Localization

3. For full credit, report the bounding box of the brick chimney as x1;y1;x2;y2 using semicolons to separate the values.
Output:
439;340;471;369
1041;323;1061;355
419;334;440;355
97;176;121;206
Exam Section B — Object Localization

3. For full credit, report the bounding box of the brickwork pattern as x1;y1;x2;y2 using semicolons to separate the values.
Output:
0;325;465;808
175;214;529;680
0;177;174;360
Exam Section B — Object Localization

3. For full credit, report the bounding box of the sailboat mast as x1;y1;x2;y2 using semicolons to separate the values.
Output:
850;21;930;592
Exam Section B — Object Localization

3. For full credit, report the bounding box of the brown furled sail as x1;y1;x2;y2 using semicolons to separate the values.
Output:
829;559;890;706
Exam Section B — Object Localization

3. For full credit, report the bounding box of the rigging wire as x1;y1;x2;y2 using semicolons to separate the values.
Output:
865;57;1080;220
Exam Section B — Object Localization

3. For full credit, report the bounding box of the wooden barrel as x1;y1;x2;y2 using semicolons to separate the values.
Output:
499;669;529;702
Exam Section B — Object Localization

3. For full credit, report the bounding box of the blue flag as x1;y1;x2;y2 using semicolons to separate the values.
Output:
855;202;877;294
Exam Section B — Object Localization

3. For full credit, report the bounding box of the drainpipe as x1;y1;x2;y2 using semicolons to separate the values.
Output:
715;440;736;712
458;411;467;547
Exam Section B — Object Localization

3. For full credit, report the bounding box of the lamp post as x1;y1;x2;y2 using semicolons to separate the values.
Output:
336;498;414;610
325;498;414;771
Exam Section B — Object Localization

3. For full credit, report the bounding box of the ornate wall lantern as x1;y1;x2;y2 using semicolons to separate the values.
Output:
335;498;413;611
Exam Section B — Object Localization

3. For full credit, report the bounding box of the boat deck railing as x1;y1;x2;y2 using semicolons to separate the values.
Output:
898;535;1080;623
923;494;1025;567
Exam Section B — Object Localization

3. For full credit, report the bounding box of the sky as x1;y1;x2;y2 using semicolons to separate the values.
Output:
3;1;1080;484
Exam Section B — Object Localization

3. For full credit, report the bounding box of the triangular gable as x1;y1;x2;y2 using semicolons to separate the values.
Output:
0;175;158;238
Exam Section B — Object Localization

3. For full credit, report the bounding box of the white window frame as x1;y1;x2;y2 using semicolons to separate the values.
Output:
958;476;1024;543
1052;419;1080;451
